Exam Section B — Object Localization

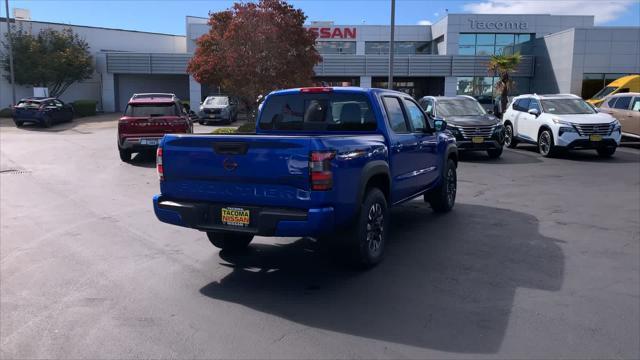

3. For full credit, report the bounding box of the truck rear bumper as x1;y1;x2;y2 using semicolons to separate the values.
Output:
153;195;334;237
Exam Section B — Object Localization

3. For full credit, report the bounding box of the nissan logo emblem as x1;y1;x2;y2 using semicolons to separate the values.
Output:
223;158;238;171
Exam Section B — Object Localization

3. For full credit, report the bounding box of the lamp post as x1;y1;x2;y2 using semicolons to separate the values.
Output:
387;0;395;90
4;0;15;105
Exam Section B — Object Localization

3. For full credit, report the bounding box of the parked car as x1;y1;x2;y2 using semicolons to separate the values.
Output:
197;95;238;124
118;93;192;162
587;75;640;107
419;95;505;158
502;94;621;157
597;92;640;139
12;97;74;127
153;87;458;267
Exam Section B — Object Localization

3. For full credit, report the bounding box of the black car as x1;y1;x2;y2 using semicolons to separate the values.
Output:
12;97;74;128
419;95;505;158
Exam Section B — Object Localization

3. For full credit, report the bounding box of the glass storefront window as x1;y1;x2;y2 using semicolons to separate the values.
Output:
456;77;474;96
316;41;356;55
459;34;476;46
458;33;534;55
457;76;531;100
476;34;495;45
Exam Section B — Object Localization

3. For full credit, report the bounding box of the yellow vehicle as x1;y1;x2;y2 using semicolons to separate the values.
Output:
587;75;640;107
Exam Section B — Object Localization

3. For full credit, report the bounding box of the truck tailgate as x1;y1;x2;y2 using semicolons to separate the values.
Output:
160;134;313;208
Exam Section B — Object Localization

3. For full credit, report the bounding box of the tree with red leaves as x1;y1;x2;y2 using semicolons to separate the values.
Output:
187;0;321;114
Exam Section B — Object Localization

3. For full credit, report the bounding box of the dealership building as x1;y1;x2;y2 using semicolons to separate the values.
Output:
1;12;638;112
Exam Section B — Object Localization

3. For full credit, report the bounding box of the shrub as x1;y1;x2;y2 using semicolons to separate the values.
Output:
237;122;256;133
72;100;97;117
0;107;12;118
211;127;237;134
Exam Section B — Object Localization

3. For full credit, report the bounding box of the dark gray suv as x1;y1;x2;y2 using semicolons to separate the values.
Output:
418;95;505;159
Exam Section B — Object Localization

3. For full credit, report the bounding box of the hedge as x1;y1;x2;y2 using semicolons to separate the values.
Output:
72;100;97;117
210;122;256;134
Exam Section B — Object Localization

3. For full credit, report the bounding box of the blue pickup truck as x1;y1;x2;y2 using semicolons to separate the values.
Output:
153;87;457;267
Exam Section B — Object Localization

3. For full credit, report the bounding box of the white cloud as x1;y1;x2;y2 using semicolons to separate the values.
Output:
434;12;440;17
463;0;635;24
418;19;433;25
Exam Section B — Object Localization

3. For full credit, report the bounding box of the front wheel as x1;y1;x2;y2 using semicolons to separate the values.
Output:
42;115;52;128
206;232;253;252
119;149;131;162
538;129;557;157
597;146;616;158
14;120;23;128
504;123;518;148
425;158;457;213
487;147;503;159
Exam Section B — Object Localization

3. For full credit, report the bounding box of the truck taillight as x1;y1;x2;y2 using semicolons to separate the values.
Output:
156;147;164;181
310;151;335;191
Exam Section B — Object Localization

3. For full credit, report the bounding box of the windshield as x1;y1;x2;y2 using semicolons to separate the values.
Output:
540;99;596;115
259;93;376;131
591;86;617;100
436;99;486;117
125;103;178;117
16;100;42;109
205;96;229;106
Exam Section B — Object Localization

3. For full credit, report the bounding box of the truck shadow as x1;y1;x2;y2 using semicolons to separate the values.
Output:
199;203;565;354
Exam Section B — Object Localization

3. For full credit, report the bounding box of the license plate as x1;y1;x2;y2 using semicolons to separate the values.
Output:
590;135;602;142
221;207;250;227
208;114;218;119
141;139;158;146
472;136;485;144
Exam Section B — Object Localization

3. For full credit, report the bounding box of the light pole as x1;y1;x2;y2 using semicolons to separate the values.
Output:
4;0;15;105
387;0;395;90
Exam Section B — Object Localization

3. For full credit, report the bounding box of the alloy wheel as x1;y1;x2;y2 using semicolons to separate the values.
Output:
505;125;513;147
446;167;457;206
539;131;551;155
366;202;384;255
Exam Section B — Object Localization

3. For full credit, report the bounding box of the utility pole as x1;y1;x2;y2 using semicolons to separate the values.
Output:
387;0;395;90
4;0;15;105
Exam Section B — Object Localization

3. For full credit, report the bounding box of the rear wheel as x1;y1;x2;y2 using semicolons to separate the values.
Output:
14;120;23;128
425;158;457;213
538;129;557;157
504;123;518;148
198;120;205;125
487;147;503;159
334;188;389;268
42;115;52;128
206;232;253;252
119;148;131;162
597;146;616;158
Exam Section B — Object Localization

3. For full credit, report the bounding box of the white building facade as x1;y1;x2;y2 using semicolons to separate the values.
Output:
1;14;638;112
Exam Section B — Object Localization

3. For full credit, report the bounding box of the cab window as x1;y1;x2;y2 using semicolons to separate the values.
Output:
528;99;541;113
607;97;618;107
514;98;530;112
632;98;640;112
403;99;428;132
382;96;409;133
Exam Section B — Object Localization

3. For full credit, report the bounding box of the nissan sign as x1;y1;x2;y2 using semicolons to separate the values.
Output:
309;27;357;39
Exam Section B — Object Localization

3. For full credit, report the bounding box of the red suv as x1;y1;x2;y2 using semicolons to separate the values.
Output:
118;93;192;162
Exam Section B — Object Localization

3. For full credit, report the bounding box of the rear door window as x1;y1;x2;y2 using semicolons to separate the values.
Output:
607;97;618;108
382;97;409;133
125;103;178;117
259;93;376;131
613;96;632;110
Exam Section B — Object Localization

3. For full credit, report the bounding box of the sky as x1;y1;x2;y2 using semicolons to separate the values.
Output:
5;0;640;35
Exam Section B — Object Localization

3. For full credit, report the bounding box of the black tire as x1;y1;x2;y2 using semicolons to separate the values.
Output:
335;188;389;268
206;232;253;252
504;123;518;148
14;120;23;128
597;146;616;157
42;115;52;128
119;149;131;162
538;129;557;157
198;120;205;125
487;147;503;159
425;158;457;213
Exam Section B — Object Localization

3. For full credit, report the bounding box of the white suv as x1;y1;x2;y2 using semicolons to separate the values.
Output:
502;94;621;157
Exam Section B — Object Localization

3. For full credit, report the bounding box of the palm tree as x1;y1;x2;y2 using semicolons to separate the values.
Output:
487;53;522;117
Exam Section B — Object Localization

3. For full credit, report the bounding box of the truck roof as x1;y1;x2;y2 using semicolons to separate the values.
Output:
128;97;177;105
268;86;409;97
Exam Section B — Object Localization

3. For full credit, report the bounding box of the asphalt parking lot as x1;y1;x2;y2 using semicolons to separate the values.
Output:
1;114;639;359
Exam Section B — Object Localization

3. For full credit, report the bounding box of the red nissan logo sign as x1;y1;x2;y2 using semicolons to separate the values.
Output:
309;27;357;39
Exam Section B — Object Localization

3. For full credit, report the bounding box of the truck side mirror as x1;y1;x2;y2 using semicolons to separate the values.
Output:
434;118;447;132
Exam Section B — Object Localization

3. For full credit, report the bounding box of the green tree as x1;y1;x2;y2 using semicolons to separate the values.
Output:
488;53;522;115
188;0;321;115
2;27;94;97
